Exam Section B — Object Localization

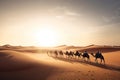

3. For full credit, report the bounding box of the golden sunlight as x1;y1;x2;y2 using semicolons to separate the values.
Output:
34;28;58;47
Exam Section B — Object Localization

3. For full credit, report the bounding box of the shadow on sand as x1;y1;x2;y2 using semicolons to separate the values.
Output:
51;56;120;72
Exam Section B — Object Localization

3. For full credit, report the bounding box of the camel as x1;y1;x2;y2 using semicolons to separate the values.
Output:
74;51;82;59
74;51;90;61
59;51;64;57
74;51;80;58
65;51;74;59
65;51;69;58
82;51;90;61
91;52;105;64
54;50;58;57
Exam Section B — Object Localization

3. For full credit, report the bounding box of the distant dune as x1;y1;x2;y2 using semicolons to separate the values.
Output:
55;45;81;51
1;44;120;53
55;45;120;53
77;45;120;53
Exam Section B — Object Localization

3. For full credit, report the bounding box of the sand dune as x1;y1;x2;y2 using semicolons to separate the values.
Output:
54;45;120;53
0;50;39;72
0;50;59;80
104;51;120;66
0;46;120;80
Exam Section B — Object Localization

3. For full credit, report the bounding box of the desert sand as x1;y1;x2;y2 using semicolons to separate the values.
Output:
0;45;120;80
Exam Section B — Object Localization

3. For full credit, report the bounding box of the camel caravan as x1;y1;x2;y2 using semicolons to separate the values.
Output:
48;50;105;64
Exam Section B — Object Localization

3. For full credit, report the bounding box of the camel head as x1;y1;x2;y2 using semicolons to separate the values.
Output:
90;53;95;57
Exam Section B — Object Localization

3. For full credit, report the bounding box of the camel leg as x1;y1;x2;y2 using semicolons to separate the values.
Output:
87;56;90;62
78;56;81;59
82;57;85;61
100;59;102;64
84;58;86;61
88;58;90;62
95;58;98;63
103;59;105;65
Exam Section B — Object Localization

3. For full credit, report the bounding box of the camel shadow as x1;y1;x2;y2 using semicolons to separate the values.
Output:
51;56;120;72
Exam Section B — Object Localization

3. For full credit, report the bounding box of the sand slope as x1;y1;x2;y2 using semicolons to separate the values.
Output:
0;50;120;80
104;51;120;66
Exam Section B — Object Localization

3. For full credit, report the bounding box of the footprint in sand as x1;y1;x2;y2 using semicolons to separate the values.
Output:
104;72;113;80
86;70;95;80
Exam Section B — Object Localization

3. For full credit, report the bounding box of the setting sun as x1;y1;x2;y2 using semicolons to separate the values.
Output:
34;28;58;47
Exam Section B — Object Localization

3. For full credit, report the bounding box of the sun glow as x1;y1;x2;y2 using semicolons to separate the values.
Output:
34;28;58;47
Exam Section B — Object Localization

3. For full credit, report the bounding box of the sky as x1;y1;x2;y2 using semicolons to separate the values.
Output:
0;0;120;47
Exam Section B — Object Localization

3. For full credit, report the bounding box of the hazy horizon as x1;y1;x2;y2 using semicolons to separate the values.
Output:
1;0;120;47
